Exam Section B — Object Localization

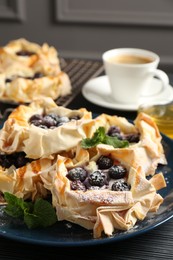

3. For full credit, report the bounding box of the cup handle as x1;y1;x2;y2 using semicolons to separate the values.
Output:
140;69;169;99
150;69;169;95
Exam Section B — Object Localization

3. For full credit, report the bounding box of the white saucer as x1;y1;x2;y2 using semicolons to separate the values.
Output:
82;75;173;111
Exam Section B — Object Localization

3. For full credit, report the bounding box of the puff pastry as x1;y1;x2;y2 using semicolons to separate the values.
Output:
0;38;72;103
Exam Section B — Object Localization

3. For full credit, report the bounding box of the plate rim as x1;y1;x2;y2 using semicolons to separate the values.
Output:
1;207;173;247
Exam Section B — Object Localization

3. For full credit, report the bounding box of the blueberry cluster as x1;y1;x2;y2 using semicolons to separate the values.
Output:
0;152;32;169
66;155;130;192
107;126;140;143
29;113;80;129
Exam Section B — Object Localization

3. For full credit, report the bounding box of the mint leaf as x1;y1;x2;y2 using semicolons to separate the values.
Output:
4;192;32;218
24;199;57;229
4;192;57;229
31;198;57;228
103;135;129;148
81;127;106;148
81;127;129;149
24;213;41;229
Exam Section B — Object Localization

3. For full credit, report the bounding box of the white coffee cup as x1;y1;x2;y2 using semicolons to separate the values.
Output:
102;48;169;104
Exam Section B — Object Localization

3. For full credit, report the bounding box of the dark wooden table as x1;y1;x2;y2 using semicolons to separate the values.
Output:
0;59;173;260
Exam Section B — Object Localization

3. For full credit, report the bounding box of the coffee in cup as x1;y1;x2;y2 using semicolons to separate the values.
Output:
102;48;169;104
108;54;153;65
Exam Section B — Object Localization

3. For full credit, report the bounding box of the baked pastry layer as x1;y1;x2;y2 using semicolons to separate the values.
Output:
0;38;72;103
0;97;93;158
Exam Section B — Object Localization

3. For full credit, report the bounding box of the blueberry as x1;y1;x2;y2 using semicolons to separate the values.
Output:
70;180;86;191
88;170;106;187
0;152;31;169
29;113;74;129
97;156;113;169
124;133;140;143
29;114;43;122
108;165;127;179
29;114;43;126
107;126;126;140
48;113;60;121
0;155;11;168
5;78;12;83
66;167;87;182
42;115;57;127
30;119;43;127
111;180;130;191
107;126;121;136
14;152;31;168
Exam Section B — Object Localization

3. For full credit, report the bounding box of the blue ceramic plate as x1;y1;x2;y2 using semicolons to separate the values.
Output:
0;134;173;247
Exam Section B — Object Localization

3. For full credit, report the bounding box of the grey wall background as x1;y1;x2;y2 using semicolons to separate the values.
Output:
0;0;173;71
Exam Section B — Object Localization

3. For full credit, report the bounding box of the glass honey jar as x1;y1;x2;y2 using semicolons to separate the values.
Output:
138;100;173;139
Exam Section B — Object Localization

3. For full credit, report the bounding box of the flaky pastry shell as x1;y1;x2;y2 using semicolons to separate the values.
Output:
0;157;54;201
39;144;166;238
0;38;72;103
0;97;93;158
0;71;71;103
93;112;167;175
0;38;61;74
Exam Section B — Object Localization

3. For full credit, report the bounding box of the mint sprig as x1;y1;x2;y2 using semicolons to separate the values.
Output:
81;127;129;149
4;192;57;229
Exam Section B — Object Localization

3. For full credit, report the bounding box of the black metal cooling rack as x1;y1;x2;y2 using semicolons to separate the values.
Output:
56;58;104;107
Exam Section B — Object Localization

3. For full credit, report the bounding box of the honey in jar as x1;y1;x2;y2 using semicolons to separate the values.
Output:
138;101;173;139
